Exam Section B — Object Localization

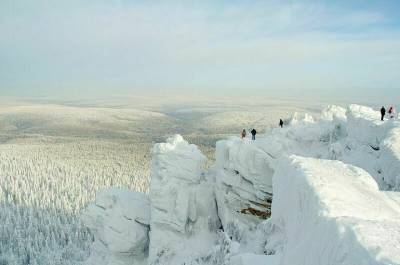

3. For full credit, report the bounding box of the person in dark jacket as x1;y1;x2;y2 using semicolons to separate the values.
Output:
251;128;257;140
380;106;386;121
279;119;284;128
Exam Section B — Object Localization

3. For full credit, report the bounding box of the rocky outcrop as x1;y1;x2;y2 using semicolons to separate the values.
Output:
81;104;400;265
82;188;150;265
266;156;400;265
148;135;220;265
380;127;400;190
214;138;273;233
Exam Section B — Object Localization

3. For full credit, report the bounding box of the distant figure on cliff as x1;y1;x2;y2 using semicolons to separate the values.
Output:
241;129;246;139
389;106;395;119
279;119;284;128
380;106;386;121
251;129;257;140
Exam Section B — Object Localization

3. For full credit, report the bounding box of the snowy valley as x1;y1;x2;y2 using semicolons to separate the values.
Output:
83;104;400;265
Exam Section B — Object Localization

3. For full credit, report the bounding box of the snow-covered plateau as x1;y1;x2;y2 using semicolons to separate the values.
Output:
83;104;400;265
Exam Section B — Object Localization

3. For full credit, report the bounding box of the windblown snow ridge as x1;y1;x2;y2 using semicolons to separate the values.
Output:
266;156;400;265
82;104;400;265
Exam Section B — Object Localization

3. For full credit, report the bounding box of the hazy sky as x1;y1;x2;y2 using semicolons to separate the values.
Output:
1;0;400;102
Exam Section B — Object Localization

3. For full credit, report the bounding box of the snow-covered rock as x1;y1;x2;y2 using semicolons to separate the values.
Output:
214;137;273;234
380;127;400;190
82;188;150;265
265;156;400;265
148;134;220;265
82;104;400;265
346;104;391;147
213;104;400;237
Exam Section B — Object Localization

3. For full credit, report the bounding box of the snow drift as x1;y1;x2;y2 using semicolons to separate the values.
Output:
266;156;400;265
82;104;400;265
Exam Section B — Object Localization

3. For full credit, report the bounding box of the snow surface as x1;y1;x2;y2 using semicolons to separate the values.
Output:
267;156;400;265
83;104;400;265
230;253;280;265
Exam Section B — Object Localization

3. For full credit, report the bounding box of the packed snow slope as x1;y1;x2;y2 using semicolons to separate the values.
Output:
83;104;400;265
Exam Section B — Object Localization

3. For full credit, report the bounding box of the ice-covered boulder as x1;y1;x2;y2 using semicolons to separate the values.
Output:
82;188;150;265
148;135;220;265
214;137;274;234
265;156;400;265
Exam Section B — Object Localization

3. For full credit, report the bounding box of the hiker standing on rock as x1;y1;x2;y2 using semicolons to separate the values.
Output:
279;119;284;128
389;106;395;119
381;106;386;121
241;129;246;139
251;129;257;140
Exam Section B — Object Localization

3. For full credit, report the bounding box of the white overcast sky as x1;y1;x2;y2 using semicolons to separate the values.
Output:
1;0;399;102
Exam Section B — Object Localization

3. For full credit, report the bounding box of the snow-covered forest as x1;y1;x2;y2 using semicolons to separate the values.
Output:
0;141;150;264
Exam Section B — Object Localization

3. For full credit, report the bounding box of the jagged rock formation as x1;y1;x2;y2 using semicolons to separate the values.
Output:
82;104;400;265
380;127;400;189
265;156;400;265
213;139;273;232
148;135;220;265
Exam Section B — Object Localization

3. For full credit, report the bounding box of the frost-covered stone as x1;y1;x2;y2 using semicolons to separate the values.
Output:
148;135;220;265
380;127;400;190
213;104;400;262
214;138;273;232
82;104;400;265
82;188;150;265
266;156;400;265
346;104;392;147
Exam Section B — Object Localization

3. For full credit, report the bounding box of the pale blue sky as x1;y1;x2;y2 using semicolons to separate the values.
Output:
1;0;399;102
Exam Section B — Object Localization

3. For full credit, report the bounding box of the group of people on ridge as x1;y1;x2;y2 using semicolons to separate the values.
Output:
241;129;256;140
241;119;284;140
380;106;396;121
242;107;396;141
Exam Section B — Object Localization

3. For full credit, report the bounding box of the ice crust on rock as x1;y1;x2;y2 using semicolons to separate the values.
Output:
346;104;392;148
265;156;400;265
148;134;220;265
82;188;150;265
214;138;273;231
82;104;400;265
380;127;400;190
